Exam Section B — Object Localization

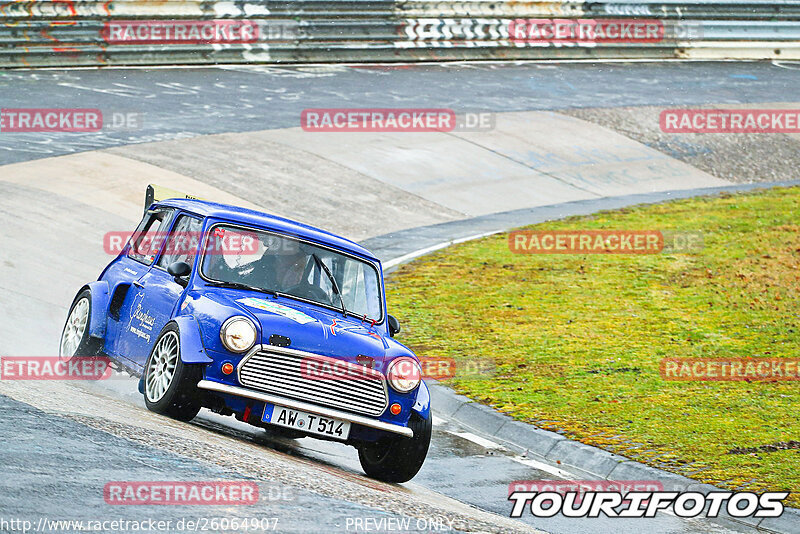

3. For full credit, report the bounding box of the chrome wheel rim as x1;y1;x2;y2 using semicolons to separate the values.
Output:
60;297;89;359
145;332;179;403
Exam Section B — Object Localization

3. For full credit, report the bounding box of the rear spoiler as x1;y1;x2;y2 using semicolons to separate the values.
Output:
144;184;204;214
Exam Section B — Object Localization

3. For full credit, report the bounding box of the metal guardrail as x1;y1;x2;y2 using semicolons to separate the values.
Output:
1;1;799;67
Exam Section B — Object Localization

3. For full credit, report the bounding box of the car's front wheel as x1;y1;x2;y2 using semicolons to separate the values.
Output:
143;323;202;422
358;411;432;483
59;289;103;361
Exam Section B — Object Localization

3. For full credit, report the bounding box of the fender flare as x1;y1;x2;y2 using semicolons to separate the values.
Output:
172;315;213;365
83;281;110;339
411;380;431;420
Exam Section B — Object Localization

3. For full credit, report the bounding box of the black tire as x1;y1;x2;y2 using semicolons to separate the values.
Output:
143;323;202;422
358;411;432;483
59;289;104;360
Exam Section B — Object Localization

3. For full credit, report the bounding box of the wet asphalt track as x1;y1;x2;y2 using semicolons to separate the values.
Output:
1;61;796;533
1;60;800;165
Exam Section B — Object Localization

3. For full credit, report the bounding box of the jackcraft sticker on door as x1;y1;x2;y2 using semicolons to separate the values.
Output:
127;291;155;343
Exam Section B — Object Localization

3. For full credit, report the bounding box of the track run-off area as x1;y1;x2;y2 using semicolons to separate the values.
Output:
1;60;798;534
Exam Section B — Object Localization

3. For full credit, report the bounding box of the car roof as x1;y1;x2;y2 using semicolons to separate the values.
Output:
153;198;379;262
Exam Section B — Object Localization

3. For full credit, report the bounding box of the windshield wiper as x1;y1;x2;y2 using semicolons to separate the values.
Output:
312;253;347;318
206;280;279;298
357;312;377;327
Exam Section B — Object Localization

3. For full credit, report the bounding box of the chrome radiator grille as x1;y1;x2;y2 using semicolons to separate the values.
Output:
238;347;388;417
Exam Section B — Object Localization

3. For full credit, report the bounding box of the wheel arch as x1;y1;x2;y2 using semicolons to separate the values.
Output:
171;315;213;365
411;380;431;420
78;281;110;339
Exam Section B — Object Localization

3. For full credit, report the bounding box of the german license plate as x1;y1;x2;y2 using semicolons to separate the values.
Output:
262;404;351;440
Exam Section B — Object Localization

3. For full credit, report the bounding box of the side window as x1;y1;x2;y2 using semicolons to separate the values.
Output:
157;215;204;269
127;209;173;266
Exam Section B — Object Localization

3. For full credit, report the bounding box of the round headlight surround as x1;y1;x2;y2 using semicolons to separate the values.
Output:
220;316;257;353
386;357;422;393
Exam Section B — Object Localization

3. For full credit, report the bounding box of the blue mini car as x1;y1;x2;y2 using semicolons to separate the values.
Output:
59;188;431;482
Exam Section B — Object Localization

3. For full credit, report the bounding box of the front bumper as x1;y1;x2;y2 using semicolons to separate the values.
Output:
197;380;414;438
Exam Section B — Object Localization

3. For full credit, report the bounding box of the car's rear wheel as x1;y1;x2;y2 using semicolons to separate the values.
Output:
143;323;202;422
59;289;103;360
358;411;432;483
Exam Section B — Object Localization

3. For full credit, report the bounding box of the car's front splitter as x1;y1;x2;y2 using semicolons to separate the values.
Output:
197;379;414;438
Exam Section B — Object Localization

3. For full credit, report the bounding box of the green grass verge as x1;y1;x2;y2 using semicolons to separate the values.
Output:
386;186;800;505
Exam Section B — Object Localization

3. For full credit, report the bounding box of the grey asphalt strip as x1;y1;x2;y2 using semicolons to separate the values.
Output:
0;394;428;534
2;61;799;166
363;180;800;269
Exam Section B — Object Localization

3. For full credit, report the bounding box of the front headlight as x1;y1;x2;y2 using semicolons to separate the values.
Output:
386;357;422;393
220;316;257;353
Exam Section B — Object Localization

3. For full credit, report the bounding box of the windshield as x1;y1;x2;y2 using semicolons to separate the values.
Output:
201;225;382;321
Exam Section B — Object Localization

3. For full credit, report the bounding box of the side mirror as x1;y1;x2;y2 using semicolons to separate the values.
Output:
387;314;401;337
167;261;191;286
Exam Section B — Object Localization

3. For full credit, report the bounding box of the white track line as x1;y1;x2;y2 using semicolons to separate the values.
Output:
383;230;501;269
453;431;504;450
508;456;576;480
448;429;576;479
